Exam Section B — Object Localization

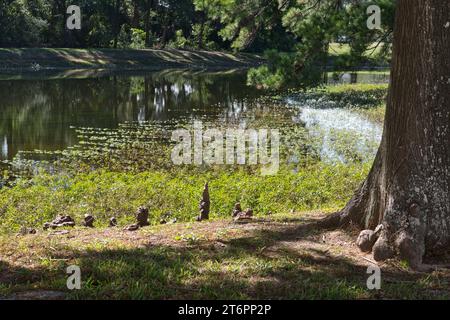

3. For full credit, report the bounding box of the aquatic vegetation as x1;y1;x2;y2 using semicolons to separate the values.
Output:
289;83;388;109
0;84;386;232
289;105;382;163
284;84;387;163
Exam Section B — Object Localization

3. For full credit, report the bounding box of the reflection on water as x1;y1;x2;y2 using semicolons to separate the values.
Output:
0;69;389;162
286;97;382;163
0;70;258;160
327;71;390;85
1;136;7;159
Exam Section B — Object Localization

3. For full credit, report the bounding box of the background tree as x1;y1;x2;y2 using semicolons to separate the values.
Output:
0;0;51;47
0;0;394;57
322;0;450;271
247;0;394;88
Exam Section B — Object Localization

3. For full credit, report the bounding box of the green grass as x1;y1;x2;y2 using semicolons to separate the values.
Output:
328;43;388;58
327;70;390;76
0;84;387;232
0;162;369;233
328;43;352;56
0;82;447;300
323;84;387;122
354;104;385;123
0;48;263;71
322;83;388;93
327;42;391;69
287;83;387;123
0;217;448;300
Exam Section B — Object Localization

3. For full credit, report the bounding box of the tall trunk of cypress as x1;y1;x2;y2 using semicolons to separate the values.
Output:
322;0;450;270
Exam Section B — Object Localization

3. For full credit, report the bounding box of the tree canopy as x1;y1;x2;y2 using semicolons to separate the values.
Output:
0;0;395;87
0;1;392;50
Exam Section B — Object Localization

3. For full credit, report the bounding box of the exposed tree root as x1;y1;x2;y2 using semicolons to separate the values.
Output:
318;201;450;272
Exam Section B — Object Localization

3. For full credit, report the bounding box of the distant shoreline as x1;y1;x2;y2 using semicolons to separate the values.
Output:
0;67;249;81
0;48;264;73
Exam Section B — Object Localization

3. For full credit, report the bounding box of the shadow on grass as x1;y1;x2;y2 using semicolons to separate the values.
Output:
1;221;447;299
0;48;263;71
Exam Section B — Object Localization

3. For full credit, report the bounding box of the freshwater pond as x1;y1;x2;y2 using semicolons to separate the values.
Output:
0;69;389;173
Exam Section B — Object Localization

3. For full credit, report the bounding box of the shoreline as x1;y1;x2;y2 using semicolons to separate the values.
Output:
0;67;247;81
0;48;264;73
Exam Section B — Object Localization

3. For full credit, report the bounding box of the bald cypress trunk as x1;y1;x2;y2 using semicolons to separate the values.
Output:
323;0;450;270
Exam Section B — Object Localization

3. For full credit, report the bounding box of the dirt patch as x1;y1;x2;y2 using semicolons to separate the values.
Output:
4;290;66;300
0;215;449;299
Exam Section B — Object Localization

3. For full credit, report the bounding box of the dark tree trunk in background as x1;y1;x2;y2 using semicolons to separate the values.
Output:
198;14;205;49
132;0;140;28
198;0;207;49
145;0;154;47
113;0;121;48
323;0;450;270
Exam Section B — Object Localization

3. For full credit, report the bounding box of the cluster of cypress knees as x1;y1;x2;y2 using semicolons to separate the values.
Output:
38;182;254;232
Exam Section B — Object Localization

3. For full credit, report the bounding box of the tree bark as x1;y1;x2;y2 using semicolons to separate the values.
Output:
322;0;450;270
198;15;205;49
113;0;122;49
145;0;154;47
132;0;140;28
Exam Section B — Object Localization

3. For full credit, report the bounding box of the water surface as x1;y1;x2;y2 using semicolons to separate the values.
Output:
0;69;257;160
0;69;388;163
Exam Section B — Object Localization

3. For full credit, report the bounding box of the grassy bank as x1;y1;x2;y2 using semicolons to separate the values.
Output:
0;84;388;232
289;83;387;123
323;83;387;123
328;42;391;68
1;216;448;300
2;81;442;300
0;48;263;72
0;163;369;233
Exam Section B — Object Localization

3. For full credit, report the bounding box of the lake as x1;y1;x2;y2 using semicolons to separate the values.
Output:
0;69;389;166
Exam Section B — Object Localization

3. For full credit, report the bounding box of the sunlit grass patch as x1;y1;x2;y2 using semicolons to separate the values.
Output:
0;162;370;232
0;218;448;300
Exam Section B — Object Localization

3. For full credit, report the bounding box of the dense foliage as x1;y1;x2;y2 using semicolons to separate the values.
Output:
0;0;395;88
247;0;395;88
1;0;393;53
